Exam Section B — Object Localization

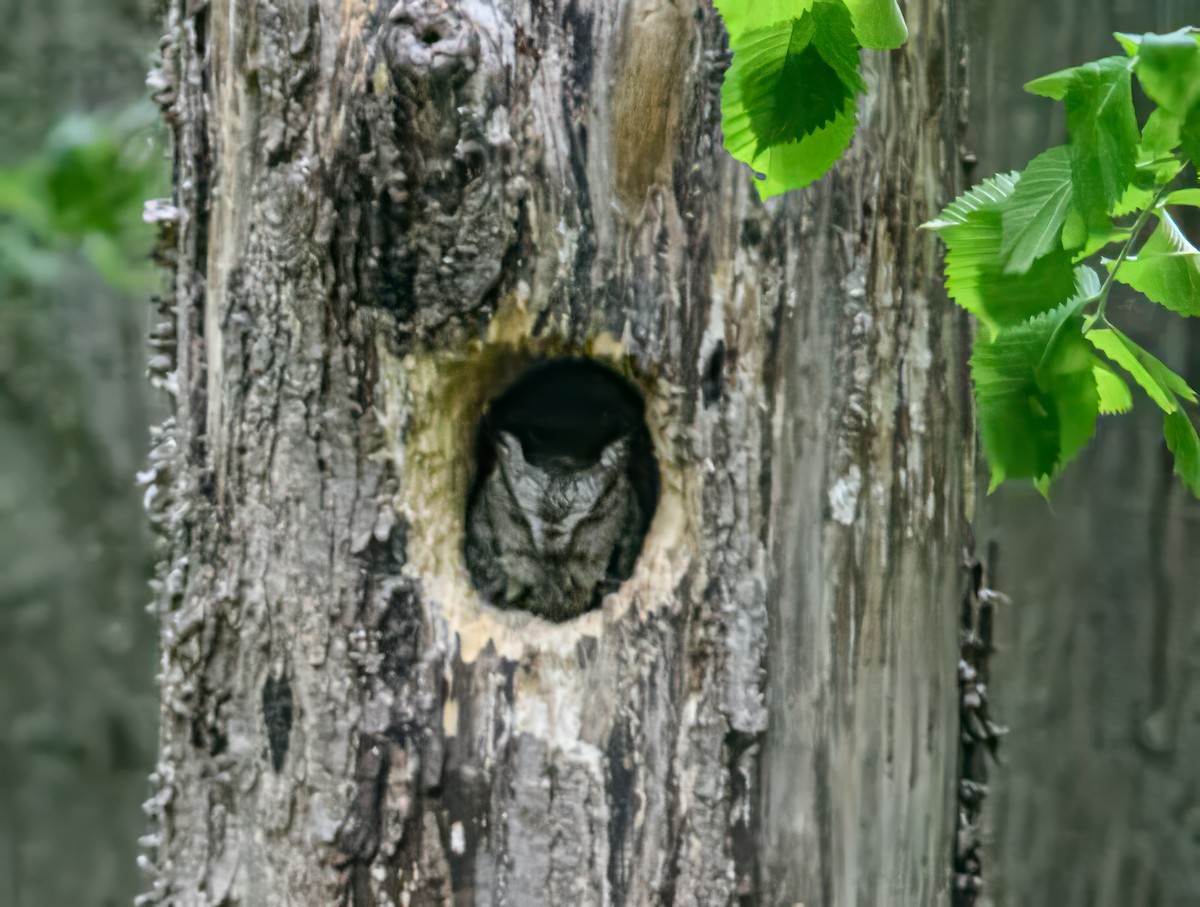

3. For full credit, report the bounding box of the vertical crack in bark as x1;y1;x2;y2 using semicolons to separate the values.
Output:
603;720;637;903
262;671;294;773
954;537;1008;905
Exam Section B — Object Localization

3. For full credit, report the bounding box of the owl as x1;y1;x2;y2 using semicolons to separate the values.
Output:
465;357;657;619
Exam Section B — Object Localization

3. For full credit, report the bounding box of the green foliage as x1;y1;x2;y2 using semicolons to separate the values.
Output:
1093;361;1133;414
715;0;907;199
1086;326;1194;412
923;171;1078;332
1164;409;1200;494
0;103;165;294
999;146;1074;273
926;28;1200;498
731;7;864;152
971;294;1100;490
841;0;907;49
1112;212;1200;314
1028;57;1140;230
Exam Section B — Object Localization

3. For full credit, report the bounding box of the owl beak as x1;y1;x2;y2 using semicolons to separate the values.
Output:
528;520;565;554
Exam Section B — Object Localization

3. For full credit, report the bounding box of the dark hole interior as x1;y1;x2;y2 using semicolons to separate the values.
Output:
464;358;659;621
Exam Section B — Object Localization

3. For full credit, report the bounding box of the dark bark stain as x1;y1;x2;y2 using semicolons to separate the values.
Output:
726;729;763;905
188;615;232;758
379;584;422;688
440;765;485;900
336;739;390;871
739;217;763;248
437;648;516;900
562;110;596;327
261;671;294;773
564;0;594;95
701;339;725;408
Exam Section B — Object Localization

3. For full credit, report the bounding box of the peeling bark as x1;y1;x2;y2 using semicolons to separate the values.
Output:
145;0;971;903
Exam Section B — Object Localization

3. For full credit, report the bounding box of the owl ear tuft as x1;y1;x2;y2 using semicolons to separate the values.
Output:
599;436;629;469
497;431;526;464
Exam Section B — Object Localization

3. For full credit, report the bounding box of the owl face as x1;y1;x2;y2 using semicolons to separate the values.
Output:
463;357;658;621
495;431;629;555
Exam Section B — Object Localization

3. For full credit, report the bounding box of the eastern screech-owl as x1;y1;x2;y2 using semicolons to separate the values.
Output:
464;358;655;621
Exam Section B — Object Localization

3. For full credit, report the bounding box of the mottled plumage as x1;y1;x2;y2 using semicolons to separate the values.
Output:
465;430;642;621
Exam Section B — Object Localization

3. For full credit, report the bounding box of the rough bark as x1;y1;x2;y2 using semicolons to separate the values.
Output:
968;2;1200;903
146;0;971;904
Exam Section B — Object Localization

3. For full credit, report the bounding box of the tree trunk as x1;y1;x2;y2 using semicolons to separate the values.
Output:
146;0;970;903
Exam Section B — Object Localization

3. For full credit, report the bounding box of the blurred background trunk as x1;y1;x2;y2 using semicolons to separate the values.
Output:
0;1;159;905
968;1;1200;905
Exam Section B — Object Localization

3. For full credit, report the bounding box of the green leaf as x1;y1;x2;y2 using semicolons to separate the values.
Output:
1114;212;1200;316
1114;32;1141;57
1025;68;1073;100
1164;409;1200;496
1073;225;1130;261
1061;208;1088;250
739;18;857;151
924;172;1018;231
1086;325;1196;411
720;0;865;199
1181;104;1200;169
1065;58;1140;226
1094;361;1134;414
1111;185;1155;218
0;104;165;293
1001;145;1075;271
1139;345;1198;404
1112;140;1184;216
1141;107;1182;155
1166;188;1200;206
841;0;907;49
972;297;1100;488
1027;57;1140;225
1113;148;1183;216
739;103;858;199
925;172;1078;331
715;0;817;35
1133;29;1200;116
